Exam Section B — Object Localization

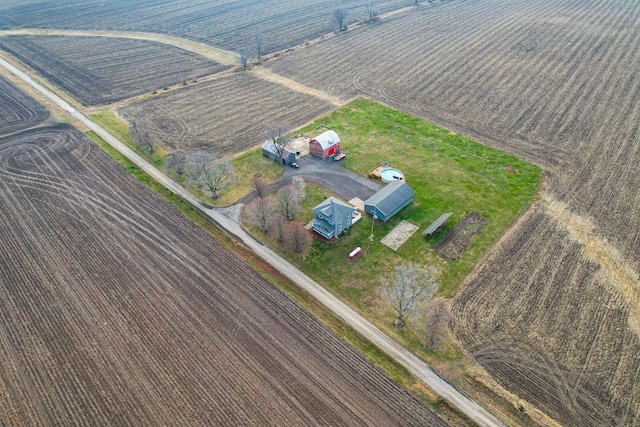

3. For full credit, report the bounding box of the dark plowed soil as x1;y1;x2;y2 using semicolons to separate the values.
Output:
433;212;489;262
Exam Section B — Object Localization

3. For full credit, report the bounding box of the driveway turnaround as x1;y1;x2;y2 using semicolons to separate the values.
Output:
1;56;506;427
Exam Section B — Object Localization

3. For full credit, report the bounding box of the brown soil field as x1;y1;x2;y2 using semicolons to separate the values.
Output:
0;35;228;106
0;124;445;426
119;72;333;158
263;0;640;425
0;0;410;53
0;74;48;134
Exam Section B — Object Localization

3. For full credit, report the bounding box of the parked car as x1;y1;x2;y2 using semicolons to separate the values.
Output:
289;162;299;168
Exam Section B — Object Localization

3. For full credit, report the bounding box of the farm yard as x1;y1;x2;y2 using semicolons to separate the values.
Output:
0;123;445;426
0;35;228;106
0;0;639;425
119;72;334;157
0;0;411;53
0;74;48;134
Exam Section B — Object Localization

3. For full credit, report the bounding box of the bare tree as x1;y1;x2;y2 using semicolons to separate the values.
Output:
379;262;439;328
185;150;216;185
285;221;311;254
270;212;288;243
265;122;292;166
238;46;251;69
164;151;186;176
365;2;378;22
333;8;347;31
291;176;306;200
276;185;300;220
130;119;155;154
199;161;236;199
247;197;274;233
251;175;268;200
254;33;264;61
423;298;451;350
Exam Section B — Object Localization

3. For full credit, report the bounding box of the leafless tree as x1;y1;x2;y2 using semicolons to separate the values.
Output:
251;175;268;200
247;197;274;233
265;122;292;166
291;176;306;200
379;262;439;328
130;119;155;154
423;298;451;350
238;46;251;69
200;161;236;199
277;185;300;220
164;151;186;176
365;2;378;22
254;33;264;61
270;212;288;243
333;8;347;31
185;150;216;184
285;221;311;254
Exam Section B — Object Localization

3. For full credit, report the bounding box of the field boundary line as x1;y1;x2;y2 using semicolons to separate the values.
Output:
0;29;240;66
0;56;505;427
251;68;343;106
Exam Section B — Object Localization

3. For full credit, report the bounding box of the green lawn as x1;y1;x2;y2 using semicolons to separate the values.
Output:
294;98;541;298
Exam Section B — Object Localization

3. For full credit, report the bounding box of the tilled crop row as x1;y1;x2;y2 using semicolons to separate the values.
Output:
0;35;228;106
0;75;48;134
0;125;445;426
0;0;410;53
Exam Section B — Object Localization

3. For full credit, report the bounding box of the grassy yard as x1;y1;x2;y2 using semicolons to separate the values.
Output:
244;98;541;364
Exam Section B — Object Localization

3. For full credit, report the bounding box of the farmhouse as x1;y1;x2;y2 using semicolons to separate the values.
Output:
309;130;340;159
364;181;415;222
311;197;356;239
262;140;296;164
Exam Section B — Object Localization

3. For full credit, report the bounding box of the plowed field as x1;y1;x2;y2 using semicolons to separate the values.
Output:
0;0;411;52
263;0;640;425
0;124;444;426
0;74;48;134
0;35;228;106
120;72;333;157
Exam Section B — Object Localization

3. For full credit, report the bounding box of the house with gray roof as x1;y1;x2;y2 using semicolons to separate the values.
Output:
311;197;356;239
364;181;415;222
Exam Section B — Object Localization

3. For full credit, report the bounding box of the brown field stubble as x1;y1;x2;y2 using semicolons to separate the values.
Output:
0;124;445;426
265;0;640;425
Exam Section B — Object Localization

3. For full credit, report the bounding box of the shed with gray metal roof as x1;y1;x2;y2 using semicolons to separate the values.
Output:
364;181;414;222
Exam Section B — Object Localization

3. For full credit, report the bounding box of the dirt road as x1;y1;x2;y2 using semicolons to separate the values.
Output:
0;56;506;427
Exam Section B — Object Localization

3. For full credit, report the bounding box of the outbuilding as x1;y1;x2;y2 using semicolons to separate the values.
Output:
309;130;340;159
311;197;356;239
364;181;415;222
262;140;296;164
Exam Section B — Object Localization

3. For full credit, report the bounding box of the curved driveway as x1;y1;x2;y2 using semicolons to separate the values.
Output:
0;56;506;427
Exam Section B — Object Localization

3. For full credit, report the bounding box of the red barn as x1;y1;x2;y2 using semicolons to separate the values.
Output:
309;130;340;159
